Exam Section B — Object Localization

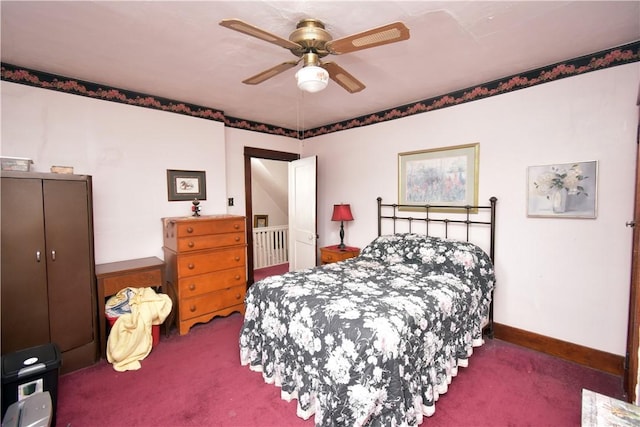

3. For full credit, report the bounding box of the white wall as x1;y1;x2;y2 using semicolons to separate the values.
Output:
251;158;289;226
0;82;301;262
224;126;300;219
1;81;227;264
303;63;639;356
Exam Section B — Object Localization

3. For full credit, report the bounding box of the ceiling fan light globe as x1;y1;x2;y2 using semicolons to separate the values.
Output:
295;66;329;93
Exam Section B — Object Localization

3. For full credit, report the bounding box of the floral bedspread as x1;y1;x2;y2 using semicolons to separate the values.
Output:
240;234;495;426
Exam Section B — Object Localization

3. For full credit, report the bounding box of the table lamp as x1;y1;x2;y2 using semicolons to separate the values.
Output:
331;204;354;250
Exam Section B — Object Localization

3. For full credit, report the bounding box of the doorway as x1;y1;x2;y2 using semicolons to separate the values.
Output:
244;147;299;285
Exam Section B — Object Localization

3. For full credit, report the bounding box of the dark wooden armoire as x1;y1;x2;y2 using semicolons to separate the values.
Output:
1;171;98;373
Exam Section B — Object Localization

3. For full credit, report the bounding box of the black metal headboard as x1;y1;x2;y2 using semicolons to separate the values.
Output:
377;196;497;263
376;196;498;337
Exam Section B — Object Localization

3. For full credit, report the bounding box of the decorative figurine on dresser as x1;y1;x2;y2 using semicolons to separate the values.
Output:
191;198;201;217
162;215;247;335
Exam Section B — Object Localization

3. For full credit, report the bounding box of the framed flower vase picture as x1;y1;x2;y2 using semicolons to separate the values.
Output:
527;161;598;218
167;169;207;201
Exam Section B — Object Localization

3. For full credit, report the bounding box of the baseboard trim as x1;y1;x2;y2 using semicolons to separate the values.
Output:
493;323;624;376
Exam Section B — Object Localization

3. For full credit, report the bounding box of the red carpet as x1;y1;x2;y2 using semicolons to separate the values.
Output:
56;313;623;426
254;263;288;282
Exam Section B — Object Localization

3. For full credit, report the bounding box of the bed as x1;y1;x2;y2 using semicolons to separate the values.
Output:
240;197;497;426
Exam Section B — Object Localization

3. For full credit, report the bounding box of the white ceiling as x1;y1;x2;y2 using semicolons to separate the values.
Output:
2;1;639;130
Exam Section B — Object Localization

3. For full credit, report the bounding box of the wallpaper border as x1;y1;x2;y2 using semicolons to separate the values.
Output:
2;40;638;140
303;40;640;138
0;65;228;123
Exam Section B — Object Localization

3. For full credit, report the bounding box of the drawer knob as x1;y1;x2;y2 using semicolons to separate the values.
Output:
188;263;195;269
234;224;239;229
235;236;240;242
235;275;240;280
234;256;240;261
187;226;194;234
189;283;196;291
189;305;196;312
235;293;241;300
188;241;195;248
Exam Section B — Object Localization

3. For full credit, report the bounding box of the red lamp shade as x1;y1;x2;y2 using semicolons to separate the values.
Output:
331;204;354;222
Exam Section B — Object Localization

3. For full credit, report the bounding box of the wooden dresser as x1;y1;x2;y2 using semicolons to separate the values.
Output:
162;215;246;335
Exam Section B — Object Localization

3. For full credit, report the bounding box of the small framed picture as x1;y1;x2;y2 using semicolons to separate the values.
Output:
167;170;207;201
254;214;268;228
527;161;598;218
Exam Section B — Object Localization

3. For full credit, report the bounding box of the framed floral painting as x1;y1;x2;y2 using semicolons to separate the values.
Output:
398;143;479;212
527;161;598;218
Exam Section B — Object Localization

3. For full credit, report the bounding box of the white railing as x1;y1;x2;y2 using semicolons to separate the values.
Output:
253;225;289;269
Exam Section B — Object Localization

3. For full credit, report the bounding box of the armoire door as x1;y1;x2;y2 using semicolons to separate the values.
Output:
43;179;95;352
1;177;50;353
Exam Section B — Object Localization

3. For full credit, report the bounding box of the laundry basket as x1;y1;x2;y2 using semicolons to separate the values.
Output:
106;289;160;347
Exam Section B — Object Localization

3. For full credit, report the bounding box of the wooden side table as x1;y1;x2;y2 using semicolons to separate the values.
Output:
320;245;360;265
95;256;166;358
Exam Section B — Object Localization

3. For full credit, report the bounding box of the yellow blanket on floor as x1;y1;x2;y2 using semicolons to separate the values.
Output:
107;287;172;372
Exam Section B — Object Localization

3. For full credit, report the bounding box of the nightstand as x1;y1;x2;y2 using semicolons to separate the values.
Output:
320;245;360;264
95;256;166;358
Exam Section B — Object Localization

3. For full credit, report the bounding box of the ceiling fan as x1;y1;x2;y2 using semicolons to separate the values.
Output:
219;18;410;93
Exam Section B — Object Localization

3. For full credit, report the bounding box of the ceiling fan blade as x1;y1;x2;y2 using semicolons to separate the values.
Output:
325;22;410;55
242;61;300;85
323;62;365;93
219;19;301;50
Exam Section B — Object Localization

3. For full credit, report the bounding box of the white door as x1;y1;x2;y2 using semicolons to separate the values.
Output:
288;156;317;271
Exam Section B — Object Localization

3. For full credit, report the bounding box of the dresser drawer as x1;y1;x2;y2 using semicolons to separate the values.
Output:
177;267;245;297
102;269;162;296
320;252;336;264
177;231;245;252
176;218;245;237
179;285;246;321
320;251;354;264
320;246;360;264
177;247;246;277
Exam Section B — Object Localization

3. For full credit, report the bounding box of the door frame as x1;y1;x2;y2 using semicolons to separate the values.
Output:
244;147;300;286
624;94;640;403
